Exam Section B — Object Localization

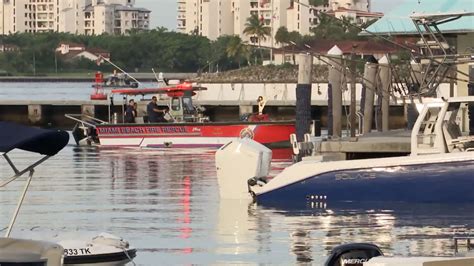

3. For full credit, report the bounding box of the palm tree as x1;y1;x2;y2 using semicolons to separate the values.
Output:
226;36;251;68
243;14;270;63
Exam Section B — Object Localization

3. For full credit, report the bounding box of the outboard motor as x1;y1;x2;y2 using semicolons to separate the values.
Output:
215;138;272;200
324;243;383;266
72;123;99;146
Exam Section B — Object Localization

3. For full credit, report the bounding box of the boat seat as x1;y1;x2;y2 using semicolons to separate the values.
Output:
442;121;474;152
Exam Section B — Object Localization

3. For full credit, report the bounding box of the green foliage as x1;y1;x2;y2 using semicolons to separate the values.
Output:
225;36;251;68
0;30;214;74
243;14;271;44
275;26;290;44
310;15;362;41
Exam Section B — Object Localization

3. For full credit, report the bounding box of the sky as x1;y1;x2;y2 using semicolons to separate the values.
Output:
138;0;404;31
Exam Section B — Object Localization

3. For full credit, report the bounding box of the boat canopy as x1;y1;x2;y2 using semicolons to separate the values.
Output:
0;122;69;156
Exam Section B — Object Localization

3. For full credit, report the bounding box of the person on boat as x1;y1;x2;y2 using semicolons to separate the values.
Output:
257;96;266;115
147;96;168;123
249;96;269;122
125;99;136;123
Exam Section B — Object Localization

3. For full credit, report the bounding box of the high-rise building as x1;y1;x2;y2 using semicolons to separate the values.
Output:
0;0;150;35
0;0;61;35
177;0;375;45
233;0;291;47
177;0;234;40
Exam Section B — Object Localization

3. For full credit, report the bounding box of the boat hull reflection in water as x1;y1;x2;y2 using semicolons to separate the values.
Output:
2;146;474;264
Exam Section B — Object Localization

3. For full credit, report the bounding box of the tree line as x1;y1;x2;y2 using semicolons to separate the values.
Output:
0;13;376;75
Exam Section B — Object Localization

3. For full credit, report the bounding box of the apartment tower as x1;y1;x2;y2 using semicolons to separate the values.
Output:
177;0;372;43
0;0;150;35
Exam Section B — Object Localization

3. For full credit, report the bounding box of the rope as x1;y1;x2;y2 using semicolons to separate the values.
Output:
122;247;137;266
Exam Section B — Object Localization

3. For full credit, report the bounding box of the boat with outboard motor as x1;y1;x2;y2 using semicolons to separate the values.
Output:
216;96;474;207
324;240;474;266
67;82;295;152
0;122;136;265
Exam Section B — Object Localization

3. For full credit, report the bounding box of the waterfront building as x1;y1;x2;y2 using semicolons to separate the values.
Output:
0;0;61;34
177;0;234;41
177;0;375;45
55;42;111;62
0;0;150;35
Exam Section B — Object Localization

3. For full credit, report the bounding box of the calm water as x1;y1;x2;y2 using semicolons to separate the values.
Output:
1;141;474;265
0;81;473;264
0;82;157;101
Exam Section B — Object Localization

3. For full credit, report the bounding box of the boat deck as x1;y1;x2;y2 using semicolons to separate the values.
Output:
310;130;411;160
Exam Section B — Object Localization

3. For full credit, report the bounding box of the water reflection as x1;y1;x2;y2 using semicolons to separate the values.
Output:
1;146;473;265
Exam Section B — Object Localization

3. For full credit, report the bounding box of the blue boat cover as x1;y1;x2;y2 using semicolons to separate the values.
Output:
0;122;69;156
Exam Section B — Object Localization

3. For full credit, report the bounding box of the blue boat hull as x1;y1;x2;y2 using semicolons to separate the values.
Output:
257;160;474;207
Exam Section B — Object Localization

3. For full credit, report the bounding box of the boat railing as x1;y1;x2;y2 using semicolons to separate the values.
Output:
454;236;474;255
452;225;474;255
65;114;108;128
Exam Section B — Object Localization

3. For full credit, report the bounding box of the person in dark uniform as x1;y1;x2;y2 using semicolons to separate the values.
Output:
124;99;136;123
147;96;168;123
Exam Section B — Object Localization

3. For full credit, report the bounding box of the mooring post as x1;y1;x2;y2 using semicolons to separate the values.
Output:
379;56;391;132
362;58;378;134
349;46;357;138
295;53;313;142
239;105;253;118
81;104;96;119
27;104;43;125
328;45;343;138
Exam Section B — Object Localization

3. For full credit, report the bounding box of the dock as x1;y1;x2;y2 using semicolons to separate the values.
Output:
310;130;411;160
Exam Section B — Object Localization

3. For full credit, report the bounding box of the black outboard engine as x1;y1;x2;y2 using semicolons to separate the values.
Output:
324;243;383;266
72;122;99;146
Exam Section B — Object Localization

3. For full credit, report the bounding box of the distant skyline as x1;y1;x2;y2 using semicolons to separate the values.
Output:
139;0;404;31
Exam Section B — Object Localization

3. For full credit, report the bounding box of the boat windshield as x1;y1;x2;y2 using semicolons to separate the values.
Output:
183;97;195;113
171;97;180;111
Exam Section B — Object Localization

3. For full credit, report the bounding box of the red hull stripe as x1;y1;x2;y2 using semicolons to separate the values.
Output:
96;124;296;143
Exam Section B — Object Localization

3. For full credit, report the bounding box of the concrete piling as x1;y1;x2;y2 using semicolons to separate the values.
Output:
379;56;391;132
295;53;313;142
27;104;42;124
239;105;253;117
362;58;378;134
327;45;343;138
81;104;95;118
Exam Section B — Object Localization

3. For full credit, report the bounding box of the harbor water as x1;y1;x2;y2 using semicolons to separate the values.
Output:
1;82;473;265
1;141;474;265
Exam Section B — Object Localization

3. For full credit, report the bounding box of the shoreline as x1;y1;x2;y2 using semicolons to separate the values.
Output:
0;72;197;82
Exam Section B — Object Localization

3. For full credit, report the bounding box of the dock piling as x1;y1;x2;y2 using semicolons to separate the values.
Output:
379;56;391;132
362;58;378;134
27;105;42;124
328;46;343;138
295;53;313;142
81;104;96;118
